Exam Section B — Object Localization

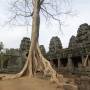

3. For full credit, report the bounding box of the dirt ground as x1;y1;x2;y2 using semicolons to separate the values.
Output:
0;77;60;90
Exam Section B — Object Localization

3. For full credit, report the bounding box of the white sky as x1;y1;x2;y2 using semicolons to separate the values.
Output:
0;0;90;51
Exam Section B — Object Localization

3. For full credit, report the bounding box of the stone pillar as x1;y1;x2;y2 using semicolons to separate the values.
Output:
88;59;90;66
57;57;61;71
1;59;3;70
0;54;4;71
79;76;90;90
81;55;85;66
81;55;86;72
67;55;73;72
87;55;90;66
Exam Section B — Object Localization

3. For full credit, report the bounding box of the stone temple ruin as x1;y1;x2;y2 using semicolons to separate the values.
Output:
0;37;47;73
0;23;90;77
48;23;90;76
0;37;31;73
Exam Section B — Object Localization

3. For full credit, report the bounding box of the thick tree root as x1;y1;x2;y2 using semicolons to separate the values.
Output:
0;45;78;90
35;45;64;85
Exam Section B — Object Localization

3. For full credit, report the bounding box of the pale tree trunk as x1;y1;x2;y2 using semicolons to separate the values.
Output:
0;1;78;89
0;0;40;80
27;0;41;77
26;0;64;86
0;0;64;85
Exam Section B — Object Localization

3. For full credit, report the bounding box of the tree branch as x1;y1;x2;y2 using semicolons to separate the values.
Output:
41;7;61;23
40;0;44;5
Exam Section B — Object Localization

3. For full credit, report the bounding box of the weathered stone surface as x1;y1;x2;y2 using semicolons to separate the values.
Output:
48;36;62;59
68;36;77;48
63;83;78;90
6;48;20;56
20;37;31;52
0;42;3;52
76;23;90;45
39;45;47;57
76;76;90;90
48;23;90;76
49;36;62;53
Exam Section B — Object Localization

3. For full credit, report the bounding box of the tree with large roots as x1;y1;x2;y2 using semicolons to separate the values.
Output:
0;0;78;89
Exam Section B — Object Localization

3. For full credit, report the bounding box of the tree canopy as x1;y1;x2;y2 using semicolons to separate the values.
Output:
9;0;72;26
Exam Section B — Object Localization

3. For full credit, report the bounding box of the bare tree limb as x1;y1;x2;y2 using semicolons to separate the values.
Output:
40;0;44;5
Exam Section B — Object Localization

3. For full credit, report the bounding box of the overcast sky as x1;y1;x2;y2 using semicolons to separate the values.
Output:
0;0;90;51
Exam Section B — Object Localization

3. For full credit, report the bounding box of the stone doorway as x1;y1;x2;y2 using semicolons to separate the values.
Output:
71;56;82;68
60;58;68;67
52;59;58;68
